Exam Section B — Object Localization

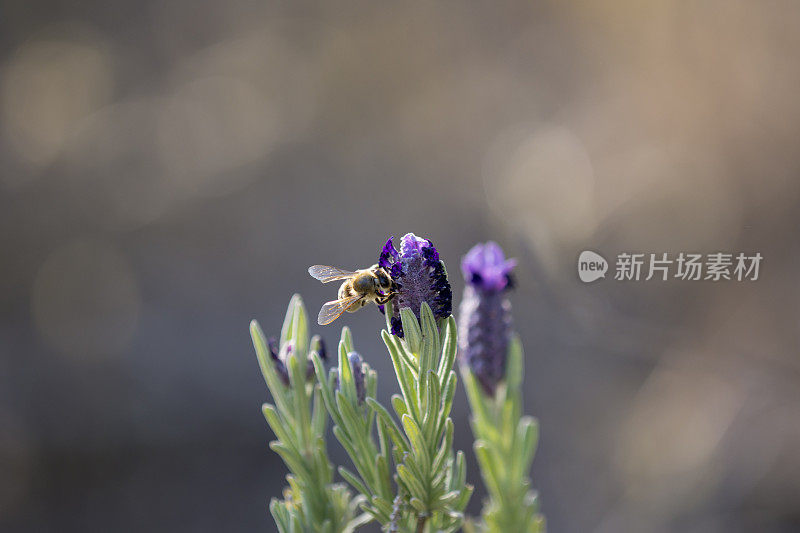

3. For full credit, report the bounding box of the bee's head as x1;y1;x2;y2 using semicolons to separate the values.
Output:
374;268;393;291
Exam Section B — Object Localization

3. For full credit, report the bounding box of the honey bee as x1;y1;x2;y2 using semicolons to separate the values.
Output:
308;264;396;325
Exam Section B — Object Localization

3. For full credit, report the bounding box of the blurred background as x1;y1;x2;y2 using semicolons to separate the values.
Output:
1;1;799;532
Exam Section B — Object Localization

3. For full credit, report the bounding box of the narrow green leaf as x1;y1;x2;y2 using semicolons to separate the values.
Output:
383;299;395;334
370;495;393;518
367;397;410;453
312;353;344;428
422;371;440;443
366;367;378;400
338;340;357;406
437;316;457;386
391;395;408;419
310;386;327;437
289;510;303;533
331;425;358;464
474;442;502;498
516;416;539;475
251;320;293;420
261;403;296;451
375;454;393;500
367;408;376;443
408;496;426;513
418;302;439;378
345;513;374;532
397;464;426;501
270;441;312;482
399;307;423;356
402;451;426;487
436;372;456;441
396;342;420;379
339;466;370;497
505;334;524;392
270;498;290;533
279;295;299;347
314;445;333;485
401;414;430;469
382;330;420;421
454;451;469;492
377;414;390;461
453;483;473;511
335;392;369;453
332;426;373;495
462;367;491;427
340;326;354;354
391;442;405;468
388;332;417;373
432;418;454;474
291;294;309;359
438;490;461;506
500;393;516;448
286;354;312;446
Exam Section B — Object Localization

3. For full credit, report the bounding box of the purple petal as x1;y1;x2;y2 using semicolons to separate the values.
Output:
461;242;517;291
400;233;429;257
378;237;398;269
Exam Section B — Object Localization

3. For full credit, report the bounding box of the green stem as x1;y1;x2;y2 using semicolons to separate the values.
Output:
416;515;427;533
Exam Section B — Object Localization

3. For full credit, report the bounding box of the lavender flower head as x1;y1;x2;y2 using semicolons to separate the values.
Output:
378;233;452;337
268;335;327;386
458;242;516;395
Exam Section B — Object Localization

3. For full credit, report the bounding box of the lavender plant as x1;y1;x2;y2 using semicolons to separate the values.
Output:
459;242;546;532
314;234;470;532
250;295;368;532
251;235;544;533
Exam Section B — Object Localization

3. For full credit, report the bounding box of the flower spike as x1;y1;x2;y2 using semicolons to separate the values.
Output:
458;243;546;532
378;233;452;338
458;241;516;395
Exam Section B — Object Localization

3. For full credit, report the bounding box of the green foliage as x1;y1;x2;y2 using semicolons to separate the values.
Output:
252;293;545;532
312;324;395;526
381;302;473;532
463;335;546;533
316;300;472;532
251;295;368;533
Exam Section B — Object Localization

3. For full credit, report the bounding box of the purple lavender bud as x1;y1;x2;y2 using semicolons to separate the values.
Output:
348;352;366;405
308;335;327;379
458;242;516;396
334;351;367;404
268;336;290;386
311;335;327;361
269;336;326;385
378;233;453;338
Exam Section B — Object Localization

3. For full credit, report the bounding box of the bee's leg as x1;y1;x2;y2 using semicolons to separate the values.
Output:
375;293;396;305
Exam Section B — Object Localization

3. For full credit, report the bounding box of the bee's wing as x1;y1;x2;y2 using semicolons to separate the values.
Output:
308;265;357;283
318;294;364;325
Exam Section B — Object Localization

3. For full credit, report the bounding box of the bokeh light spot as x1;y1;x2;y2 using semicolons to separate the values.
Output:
1;28;113;175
